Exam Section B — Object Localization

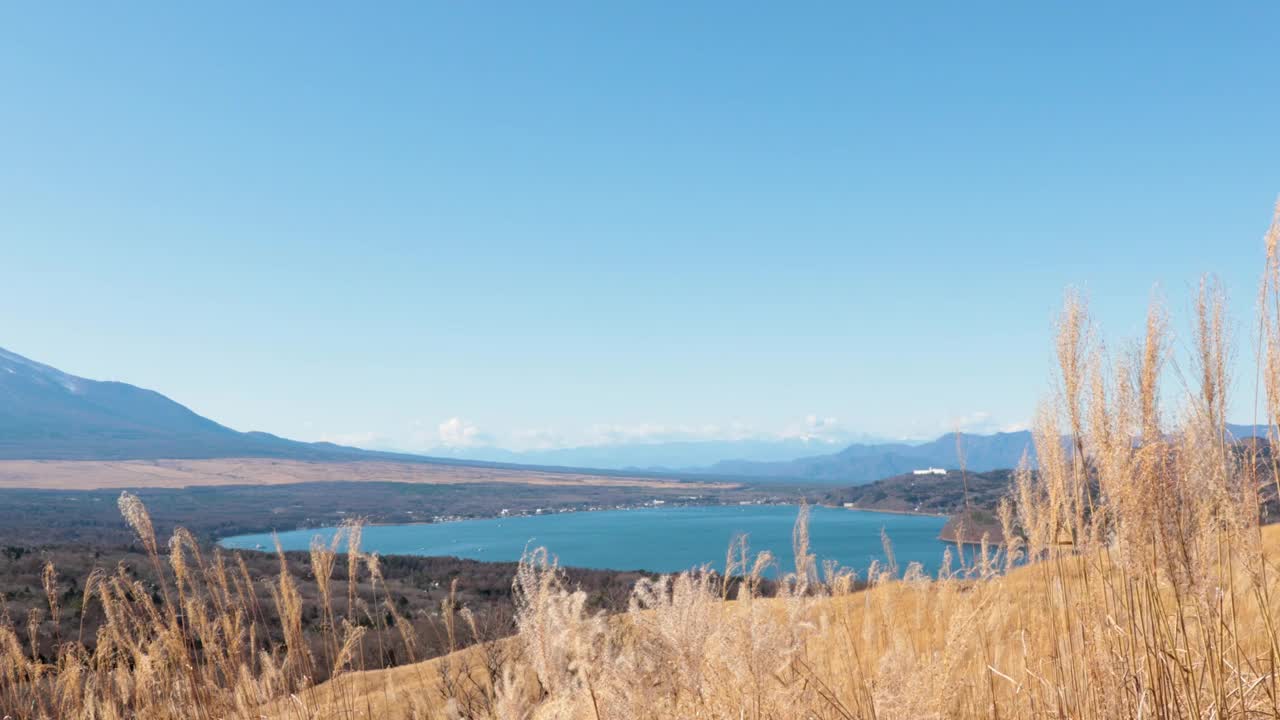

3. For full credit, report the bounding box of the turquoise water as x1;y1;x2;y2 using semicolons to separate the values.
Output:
220;505;956;576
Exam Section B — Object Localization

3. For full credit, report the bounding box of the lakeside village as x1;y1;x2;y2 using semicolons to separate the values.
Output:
324;466;954;526
327;493;792;526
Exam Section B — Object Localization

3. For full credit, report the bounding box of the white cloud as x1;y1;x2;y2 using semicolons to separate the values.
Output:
501;416;854;449
312;414;984;455
437;417;484;447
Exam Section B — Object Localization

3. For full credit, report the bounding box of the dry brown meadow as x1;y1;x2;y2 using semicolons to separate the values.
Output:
0;458;733;491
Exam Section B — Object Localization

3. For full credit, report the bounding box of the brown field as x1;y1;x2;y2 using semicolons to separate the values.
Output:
0;457;735;491
275;521;1280;720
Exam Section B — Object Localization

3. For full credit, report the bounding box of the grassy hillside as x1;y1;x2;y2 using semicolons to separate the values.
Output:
276;520;1280;719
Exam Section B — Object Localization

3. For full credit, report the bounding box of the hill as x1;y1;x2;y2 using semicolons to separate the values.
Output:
823;468;1015;545
822;468;1013;515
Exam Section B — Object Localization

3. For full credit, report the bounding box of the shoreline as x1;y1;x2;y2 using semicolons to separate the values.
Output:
834;504;950;519
216;499;805;548
830;504;1007;547
215;502;989;578
836;504;982;545
216;501;955;554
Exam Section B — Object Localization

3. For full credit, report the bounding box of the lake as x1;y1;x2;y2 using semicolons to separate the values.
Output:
221;504;961;576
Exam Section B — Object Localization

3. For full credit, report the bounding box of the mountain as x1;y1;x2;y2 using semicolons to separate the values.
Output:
0;347;431;462
420;437;898;471
0;347;827;481
701;425;1280;485
696;431;1037;485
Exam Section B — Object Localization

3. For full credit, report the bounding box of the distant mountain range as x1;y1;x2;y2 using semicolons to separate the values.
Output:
1;346;1272;486
421;437;893;472
689;423;1273;486
691;431;1037;485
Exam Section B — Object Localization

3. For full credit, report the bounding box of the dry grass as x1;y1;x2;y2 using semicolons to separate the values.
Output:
300;523;1280;719
0;458;734;491
7;201;1280;718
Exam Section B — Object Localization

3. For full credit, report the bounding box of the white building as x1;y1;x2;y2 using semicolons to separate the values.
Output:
912;467;947;476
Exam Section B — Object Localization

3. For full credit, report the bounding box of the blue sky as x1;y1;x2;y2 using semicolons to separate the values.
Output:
2;3;1278;452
